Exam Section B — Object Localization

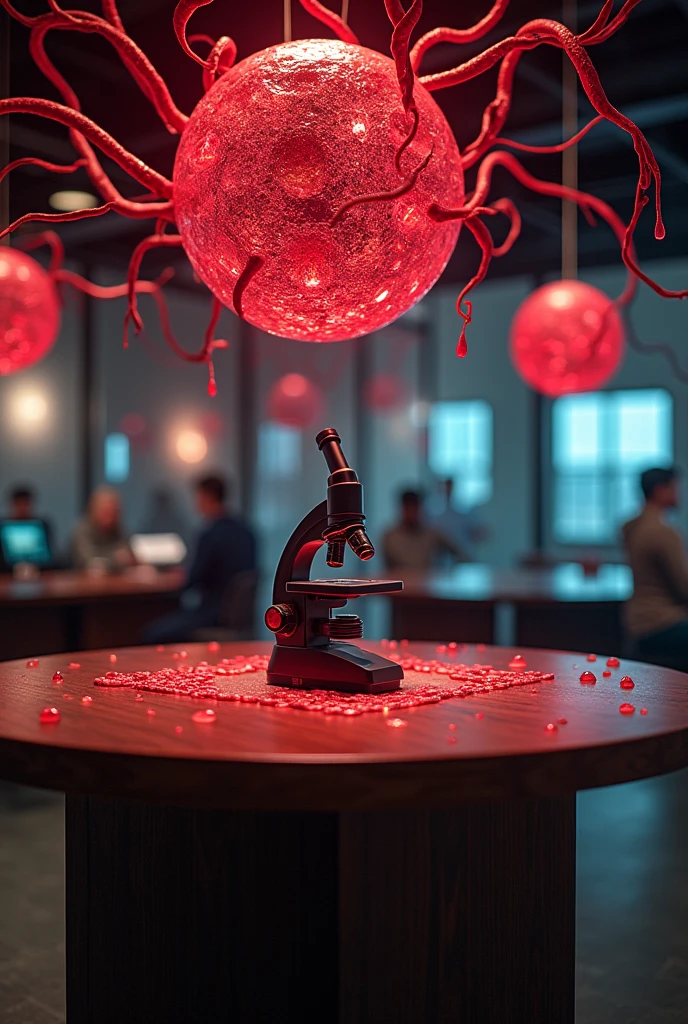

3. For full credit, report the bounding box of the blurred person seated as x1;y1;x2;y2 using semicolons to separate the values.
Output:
6;484;54;553
621;466;688;672
139;484;191;547
426;477;489;563
382;488;467;574
71;486;134;572
143;474;257;644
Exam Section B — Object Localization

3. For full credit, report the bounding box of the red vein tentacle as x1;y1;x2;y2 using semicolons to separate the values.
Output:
297;0;359;44
203;36;238;92
20;229;64;273
54;266;175;299
0;1;38;26
28;20;174;220
579;0;644;45
495;115;605;154
125;233;184;338
151;290;226;395
28;6;188;134
410;0;512;73
418;32;541;92
455;216;494;358
487;197;521;256
330;146;433;226
101;0;124;31
0;155;87;190
174;0;216;68
460;48;524;169
0;202;113;243
384;0;423;115
0;98;173;199
233;255;265;320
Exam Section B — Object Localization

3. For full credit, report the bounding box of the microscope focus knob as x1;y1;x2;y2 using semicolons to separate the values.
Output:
320;614;364;640
265;603;298;637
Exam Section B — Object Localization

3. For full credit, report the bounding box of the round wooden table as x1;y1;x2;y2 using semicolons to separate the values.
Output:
0;641;686;1024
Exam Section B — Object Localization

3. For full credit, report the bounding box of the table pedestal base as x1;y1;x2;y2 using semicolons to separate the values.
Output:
66;794;575;1023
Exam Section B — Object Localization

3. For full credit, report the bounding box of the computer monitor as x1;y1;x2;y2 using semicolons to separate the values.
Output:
130;533;187;568
0;519;52;567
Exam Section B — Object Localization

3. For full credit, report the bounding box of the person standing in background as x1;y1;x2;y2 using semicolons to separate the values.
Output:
622;466;688;671
426;477;489;563
143;474;257;643
382;488;467;573
71;486;133;572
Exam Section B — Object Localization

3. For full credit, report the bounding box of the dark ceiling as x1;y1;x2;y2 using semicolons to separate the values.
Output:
4;0;688;293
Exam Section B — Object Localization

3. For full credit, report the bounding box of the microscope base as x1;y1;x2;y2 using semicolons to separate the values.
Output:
267;641;403;694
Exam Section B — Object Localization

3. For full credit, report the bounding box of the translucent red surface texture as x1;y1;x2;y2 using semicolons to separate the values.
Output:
266;372;324;428
510;280;624;396
174;40;464;342
0;249;60;376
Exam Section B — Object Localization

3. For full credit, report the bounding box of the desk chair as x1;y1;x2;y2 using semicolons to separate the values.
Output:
192;570;259;643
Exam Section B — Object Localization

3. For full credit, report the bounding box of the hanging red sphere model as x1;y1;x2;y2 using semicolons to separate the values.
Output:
0;248;60;376
266;373;324;429
364;373;408;412
509;281;625;396
174;40;464;343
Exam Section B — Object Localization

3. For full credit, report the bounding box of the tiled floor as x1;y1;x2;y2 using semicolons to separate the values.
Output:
1;771;686;1023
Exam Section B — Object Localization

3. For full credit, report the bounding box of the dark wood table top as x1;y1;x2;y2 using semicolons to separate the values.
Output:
391;563;633;604
0;641;685;811
0;568;184;607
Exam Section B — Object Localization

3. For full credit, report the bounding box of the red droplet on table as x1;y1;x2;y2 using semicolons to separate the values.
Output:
509;654;526;669
586;654;597;662
39;707;61;724
606;657;620;668
26;659;39;668
192;709;217;724
52;671;63;684
619;702;635;714
620;676;635;689
579;671;596;684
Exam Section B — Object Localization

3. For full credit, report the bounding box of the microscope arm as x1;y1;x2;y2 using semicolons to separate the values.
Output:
272;500;328;604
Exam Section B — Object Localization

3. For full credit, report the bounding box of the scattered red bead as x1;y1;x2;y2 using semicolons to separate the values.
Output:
579;671;596;685
620;676;635;689
147;708;156;716
476;643;486;652
475;713;484;720
509;654;526;669
448;723;456;731
156;646;165;652
174;726;183;734
62;694;73;701
558;717;568;725
640;708;648;715
545;722;557;732
26;659;39;668
586;654;597;662
134;694;143;701
109;654;117;663
386;718;407;728
207;642;220;653
603;670;612;677
51;671;63;684
192;709;216;724
39;707;60;724
619;703;635;714
606;657;620;668
81;695;92;704
68;662;81;670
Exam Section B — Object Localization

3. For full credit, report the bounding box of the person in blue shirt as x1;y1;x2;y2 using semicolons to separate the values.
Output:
143;474;257;643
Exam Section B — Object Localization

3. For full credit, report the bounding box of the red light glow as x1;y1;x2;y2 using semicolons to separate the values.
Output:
266;373;324;429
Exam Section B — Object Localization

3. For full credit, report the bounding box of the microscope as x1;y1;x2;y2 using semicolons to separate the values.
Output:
264;428;404;694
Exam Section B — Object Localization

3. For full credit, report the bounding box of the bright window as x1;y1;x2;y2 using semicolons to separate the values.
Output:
104;432;130;484
258;422;301;480
552;389;673;543
428;400;493;506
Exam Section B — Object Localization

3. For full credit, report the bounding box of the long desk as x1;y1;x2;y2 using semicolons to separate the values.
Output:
0;569;184;660
389;563;633;654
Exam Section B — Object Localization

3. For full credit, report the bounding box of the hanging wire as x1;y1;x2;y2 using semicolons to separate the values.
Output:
342;0;349;26
284;0;292;43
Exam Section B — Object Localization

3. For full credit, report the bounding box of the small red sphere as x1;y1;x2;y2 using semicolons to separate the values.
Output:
364;373;408;412
266;373;324;428
510;280;624;396
0;249;60;376
174;40;463;341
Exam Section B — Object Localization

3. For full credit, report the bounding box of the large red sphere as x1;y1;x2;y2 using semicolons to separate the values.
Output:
510;280;625;396
266;373;324;428
0;248;60;376
174;40;463;342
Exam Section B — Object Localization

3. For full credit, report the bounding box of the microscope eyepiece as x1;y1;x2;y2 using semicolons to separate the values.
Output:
347;527;375;561
316;428;350;474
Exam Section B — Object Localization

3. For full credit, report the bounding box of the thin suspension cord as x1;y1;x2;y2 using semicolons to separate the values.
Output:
342;0;349;25
284;0;292;42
